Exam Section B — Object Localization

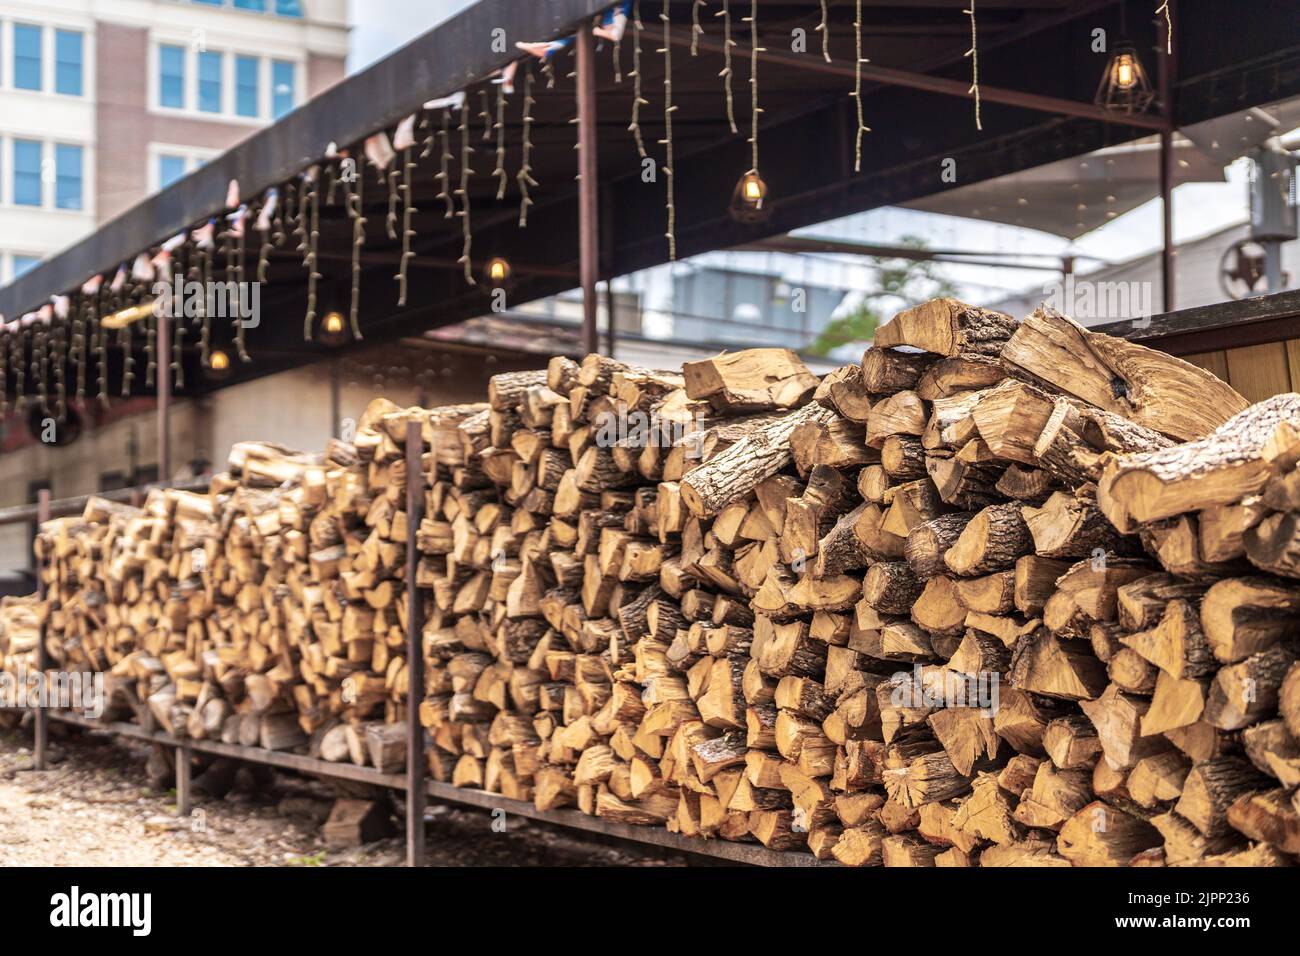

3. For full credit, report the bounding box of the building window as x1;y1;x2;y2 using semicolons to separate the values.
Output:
159;45;186;108
55;144;83;210
272;60;295;118
235;56;259;117
55;30;84;96
14;24;42;91
158;154;187;189
275;0;304;16
13;255;42;278
234;0;267;10
198;51;223;113
13;140;42;207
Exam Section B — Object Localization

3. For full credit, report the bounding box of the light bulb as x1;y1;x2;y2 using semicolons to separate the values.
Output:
1115;54;1136;89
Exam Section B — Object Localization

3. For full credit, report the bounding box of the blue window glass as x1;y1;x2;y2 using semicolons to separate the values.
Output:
235;56;259;117
192;0;224;5
14;25;42;91
55;30;83;96
271;60;295;118
159;155;187;189
234;0;267;10
55;144;83;210
275;0;304;16
159;45;185;108
13;140;42;206
13;256;42;278
198;51;223;113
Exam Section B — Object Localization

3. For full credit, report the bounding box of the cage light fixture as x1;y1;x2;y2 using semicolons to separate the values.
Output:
319;310;348;346
1095;42;1155;114
728;171;771;224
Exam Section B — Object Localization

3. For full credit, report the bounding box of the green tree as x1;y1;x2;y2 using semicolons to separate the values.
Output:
808;235;958;357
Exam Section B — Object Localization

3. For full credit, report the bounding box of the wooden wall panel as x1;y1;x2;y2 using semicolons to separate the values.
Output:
1182;350;1230;383
1224;342;1291;404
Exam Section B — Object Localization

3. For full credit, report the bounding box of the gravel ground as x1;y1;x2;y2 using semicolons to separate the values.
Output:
0;721;690;867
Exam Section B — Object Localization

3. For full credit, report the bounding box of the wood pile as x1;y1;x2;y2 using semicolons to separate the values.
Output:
21;298;1300;866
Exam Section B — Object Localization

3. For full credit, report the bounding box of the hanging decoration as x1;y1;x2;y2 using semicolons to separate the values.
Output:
437;109;455;218
660;0;677;261
691;1;706;55
397;145;416;306
478;90;493;143
1157;1;1172;53
493;80;509;200
302;170;322;339
629;1;648;159
456;101;476;285
518;63;538;227
817;0;831;63
730;0;770;224
965;1;982;130
348;146;367;341
852;0;871;171
256;188;278;285
718;0;738;134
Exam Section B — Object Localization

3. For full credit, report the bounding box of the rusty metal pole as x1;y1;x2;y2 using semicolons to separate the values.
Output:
404;419;426;866
1158;2;1176;313
33;488;50;770
157;312;172;481
576;21;601;356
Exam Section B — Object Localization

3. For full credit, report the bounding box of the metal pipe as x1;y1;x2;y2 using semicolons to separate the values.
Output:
34;488;50;771
404;419;426;867
1159;1;1177;312
675;28;1173;133
576;21;601;356
0;476;211;526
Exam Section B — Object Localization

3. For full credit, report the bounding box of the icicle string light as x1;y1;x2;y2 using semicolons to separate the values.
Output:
54;321;66;422
349;161;366;340
629;1;648;159
419;112;435;160
35;323;48;416
145;309;157;388
746;0;762;174
304;173;321;340
1156;1;1172;53
397;146;416;306
120;324;133;398
457;101;476;285
818;0;831;63
0;330;7;417
386;167;400;240
518;63;537;227
852;0;871;171
257;199;273;284
479;89;493;142
73;294;86;404
172;310;185;391
718;0;738;134
494;80;508;200
660;0;676;261
691;1;706;55
96;290;108;408
965;1;982;130
437;110;455;218
12;329;24;411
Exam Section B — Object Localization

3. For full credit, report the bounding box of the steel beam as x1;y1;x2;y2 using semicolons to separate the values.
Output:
576;22;601;356
404;419;426;867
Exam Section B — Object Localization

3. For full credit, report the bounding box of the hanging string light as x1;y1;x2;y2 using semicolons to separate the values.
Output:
348;154;366;341
518;63;538;226
852;0;871;171
660;0;676;261
437;109;455;218
730;0;770;223
1156;1;1172;53
0;326;7;417
419;112;435;160
34;318;48;416
397;145;416;306
613;20;623;82
817;0;831;63
494;80;509;200
72;293;86;406
691;1;706;55
457;101;476;285
304;171;322;339
718;0;738;134
145;303;157;388
965;1;982;130
52;314;67;422
11;324;24;411
478;89;493;142
629;1;648;159
95;285;108;408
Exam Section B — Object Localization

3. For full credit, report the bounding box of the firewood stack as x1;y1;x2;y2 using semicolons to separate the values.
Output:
20;297;1300;865
30;399;479;766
